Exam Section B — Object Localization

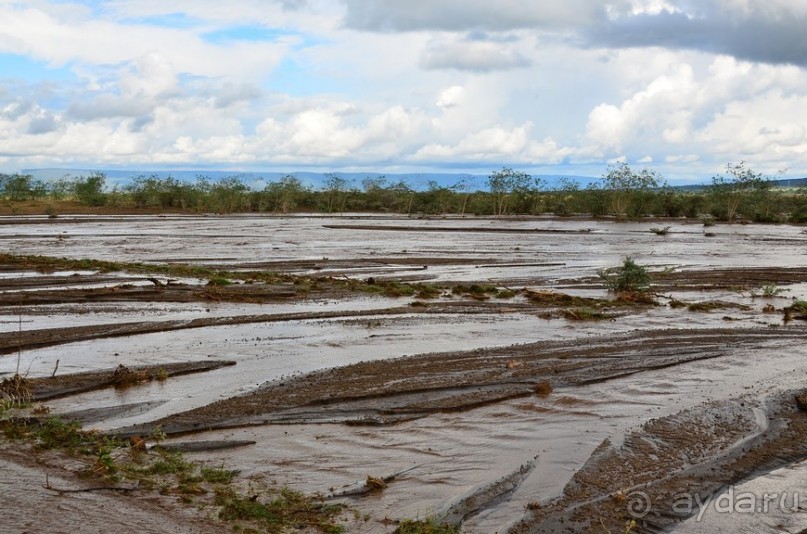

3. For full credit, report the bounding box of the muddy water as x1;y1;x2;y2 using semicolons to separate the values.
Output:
1;215;806;532
162;335;807;533
2;215;805;284
670;459;807;533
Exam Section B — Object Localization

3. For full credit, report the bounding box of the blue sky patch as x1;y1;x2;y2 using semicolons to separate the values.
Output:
0;54;76;83
202;26;295;44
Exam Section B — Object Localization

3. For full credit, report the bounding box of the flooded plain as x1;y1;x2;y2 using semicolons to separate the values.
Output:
1;214;806;533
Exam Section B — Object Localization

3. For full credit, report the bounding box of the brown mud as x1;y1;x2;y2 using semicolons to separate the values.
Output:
21;360;236;401
111;326;807;436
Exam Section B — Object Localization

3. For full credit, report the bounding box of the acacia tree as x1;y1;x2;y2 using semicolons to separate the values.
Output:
361;176;392;211
600;163;660;219
451;177;476;216
487;167;534;216
709;162;770;223
388;179;415;214
265;175;305;213
0;174;35;200
208;176;250;212
323;173;352;213
72;172;107;206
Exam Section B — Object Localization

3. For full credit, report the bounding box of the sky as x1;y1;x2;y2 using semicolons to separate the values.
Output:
1;1;807;183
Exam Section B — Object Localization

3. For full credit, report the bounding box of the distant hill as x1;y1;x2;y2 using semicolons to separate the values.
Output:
672;177;807;191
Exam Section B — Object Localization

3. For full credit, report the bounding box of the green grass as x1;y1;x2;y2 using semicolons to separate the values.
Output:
215;486;345;533
200;465;239;484
754;283;787;298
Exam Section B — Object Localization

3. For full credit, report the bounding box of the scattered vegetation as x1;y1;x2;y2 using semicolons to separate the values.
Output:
415;284;443;299
112;364;150;388
451;284;500;299
560;307;611;321
751;283;787;298
598;258;651;294
2;162;804;220
524;290;605;307
671;299;751;313
394;517;460;534
784;300;807;323
215;486;345;533
0;413;347;532
1;374;31;413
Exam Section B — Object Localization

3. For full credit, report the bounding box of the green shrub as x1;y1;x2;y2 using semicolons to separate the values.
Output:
598;257;651;293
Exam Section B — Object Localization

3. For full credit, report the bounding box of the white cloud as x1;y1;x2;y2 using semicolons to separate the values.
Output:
0;3;293;80
436;86;464;109
3;0;807;179
119;53;177;97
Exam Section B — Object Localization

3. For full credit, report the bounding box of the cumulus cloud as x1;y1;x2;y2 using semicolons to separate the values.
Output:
588;0;807;67
583;53;807;170
4;0;807;177
344;1;807;69
436;86;464;109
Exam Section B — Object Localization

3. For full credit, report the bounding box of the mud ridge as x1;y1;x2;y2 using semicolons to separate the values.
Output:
507;392;807;533
24;360;236;401
324;224;593;234
109;325;807;437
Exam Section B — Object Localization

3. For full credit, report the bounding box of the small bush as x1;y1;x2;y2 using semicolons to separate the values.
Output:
756;283;786;298
789;205;807;223
598;257;651;293
649;226;670;235
112;364;148;388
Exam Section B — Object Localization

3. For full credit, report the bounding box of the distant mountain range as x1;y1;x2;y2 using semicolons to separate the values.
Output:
21;168;807;191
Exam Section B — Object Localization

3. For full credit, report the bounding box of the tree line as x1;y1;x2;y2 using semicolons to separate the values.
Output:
1;163;805;222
